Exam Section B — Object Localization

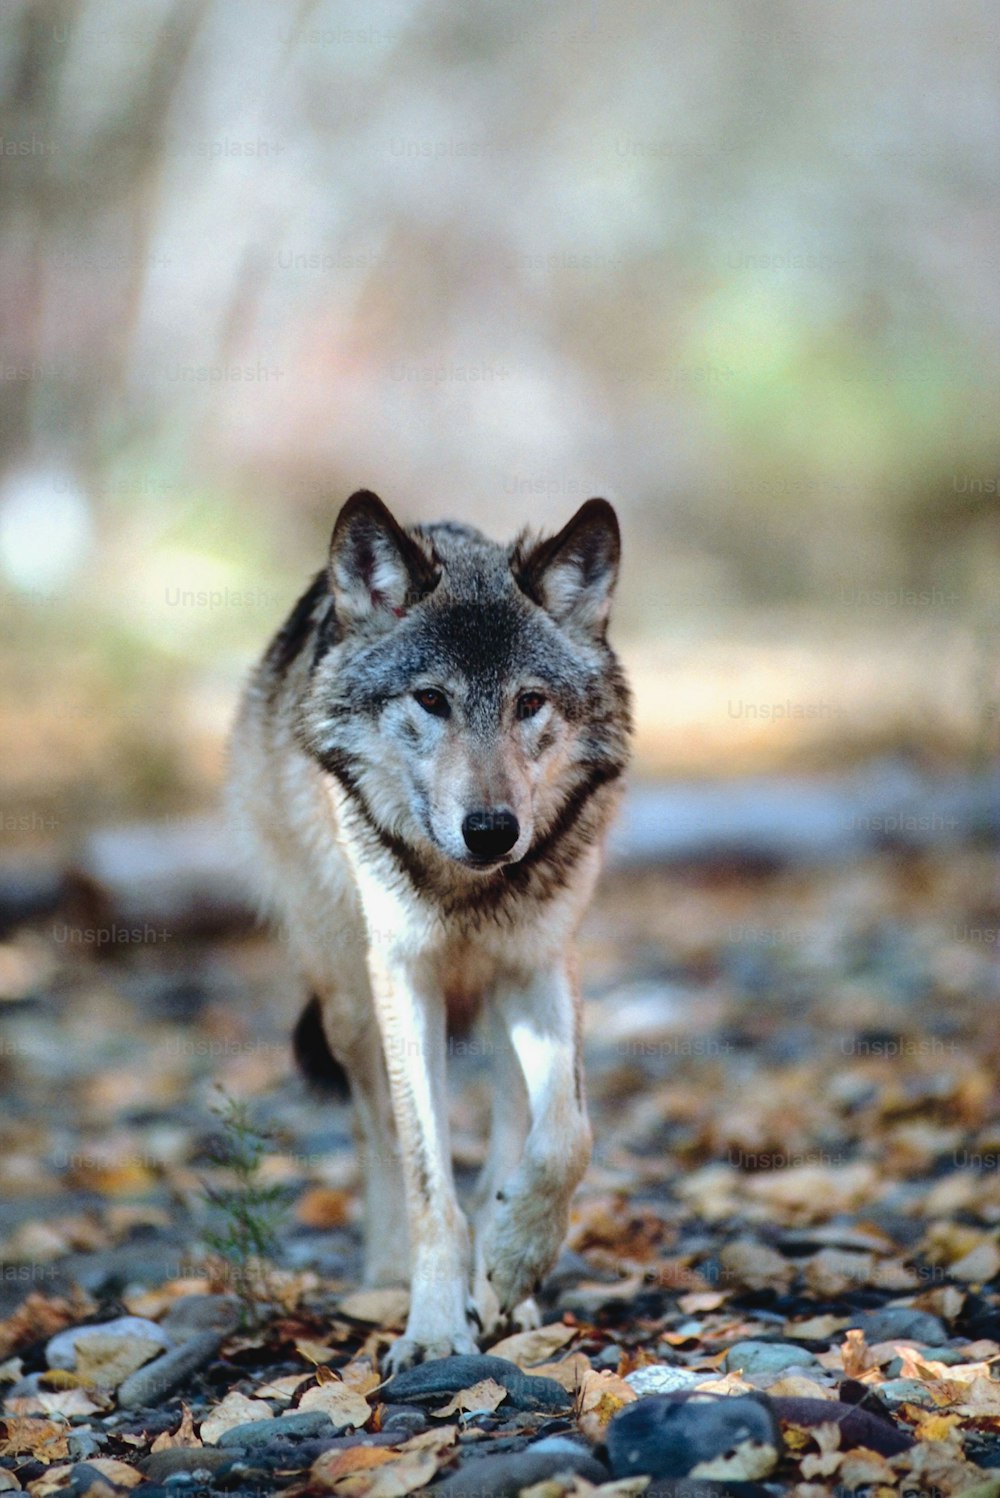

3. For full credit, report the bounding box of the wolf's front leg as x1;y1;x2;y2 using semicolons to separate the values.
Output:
367;949;477;1370
484;964;592;1314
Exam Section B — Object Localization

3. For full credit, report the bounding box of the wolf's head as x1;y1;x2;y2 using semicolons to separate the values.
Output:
299;491;631;883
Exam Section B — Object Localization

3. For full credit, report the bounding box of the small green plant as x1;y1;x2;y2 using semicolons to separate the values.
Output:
202;1087;284;1328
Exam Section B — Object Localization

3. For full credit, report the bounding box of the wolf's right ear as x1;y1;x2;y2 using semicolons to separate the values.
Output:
513;498;621;637
328;490;438;629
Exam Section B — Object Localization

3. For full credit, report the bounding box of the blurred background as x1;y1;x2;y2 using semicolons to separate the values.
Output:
1;0;998;842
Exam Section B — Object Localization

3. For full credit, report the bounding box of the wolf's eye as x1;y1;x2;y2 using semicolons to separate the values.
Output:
414;688;450;717
516;691;547;721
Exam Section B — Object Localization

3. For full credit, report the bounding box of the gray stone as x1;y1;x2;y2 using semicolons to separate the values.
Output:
160;1294;241;1341
625;1365;711;1396
117;1331;222;1409
216;1410;334;1448
380;1354;569;1412
141;1447;233;1482
433;1439;606;1498
851;1307;948;1347
47;1315;172;1371
876;1378;941;1409
723;1340;820;1374
606;1393;783;1481
380;1407;427;1436
67;1430;108;1462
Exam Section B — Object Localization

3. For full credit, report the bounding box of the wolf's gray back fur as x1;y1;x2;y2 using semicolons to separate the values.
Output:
226;490;631;1368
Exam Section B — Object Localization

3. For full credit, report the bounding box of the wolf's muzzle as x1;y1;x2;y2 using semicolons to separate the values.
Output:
462;808;520;860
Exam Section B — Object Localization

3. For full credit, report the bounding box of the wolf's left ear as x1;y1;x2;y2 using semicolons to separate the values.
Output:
513;498;621;636
328;490;438;629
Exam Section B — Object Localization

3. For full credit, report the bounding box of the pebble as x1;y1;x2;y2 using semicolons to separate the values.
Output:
216;1410;334;1449
850;1307;948;1346
141;1448;233;1482
722;1340;820;1374
66;1430;107;1462
625;1365;711;1396
46;1316;172;1371
117;1330;222;1409
380;1354;569;1412
160;1294;242;1341
876;1378;941;1409
605;1393;782;1481
380;1407;428;1436
433;1437;606;1498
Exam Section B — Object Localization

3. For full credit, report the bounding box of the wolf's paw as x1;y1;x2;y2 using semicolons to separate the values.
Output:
383;1323;479;1374
484;1192;565;1314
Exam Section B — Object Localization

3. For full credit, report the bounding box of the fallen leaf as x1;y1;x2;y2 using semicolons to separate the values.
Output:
313;1444;446;1497
296;1339;339;1366
150;1404;201;1452
0;1291;96;1360
295;1186;352;1228
799;1422;843;1480
299;1381;372;1428
254;1371;313;1402
0;1418;71;1461
311;1447;400;1486
767;1376;837;1400
0;1472;21;1491
75;1334;164;1390
338;1358;383;1396
840;1328;871;1378
489;1322;577;1367
337;1289;409;1329
531;1353;594;1393
436;1378;507;1417
6;1388;108;1418
200;1390;273;1443
576;1369;637;1442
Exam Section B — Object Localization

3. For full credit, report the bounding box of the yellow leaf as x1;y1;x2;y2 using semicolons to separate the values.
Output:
299;1381;372;1429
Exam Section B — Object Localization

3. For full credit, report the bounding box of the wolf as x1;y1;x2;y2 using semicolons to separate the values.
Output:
226;490;632;1368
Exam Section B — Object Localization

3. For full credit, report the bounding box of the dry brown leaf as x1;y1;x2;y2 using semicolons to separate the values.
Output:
677;1291;729;1314
295;1187;352;1228
489;1322;577;1367
719;1240;794;1293
150;1404;201;1452
338;1358;383;1396
337;1289;410;1329
296;1339;339;1366
837;1449;896;1488
0;1471;21;1491
798;1422;843;1480
0;1291;96;1360
313;1443;447;1497
951;1240;1000;1283
6;1387;108;1418
298;1381;371;1429
200;1390;273;1444
311;1447;400;1487
435;1379;507;1417
530;1353;594;1392
840;1328;871;1378
767;1376;837;1400
576;1369;637;1442
0;1418;70;1462
254;1372;313;1403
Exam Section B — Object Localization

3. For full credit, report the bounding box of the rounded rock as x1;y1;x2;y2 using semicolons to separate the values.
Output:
47;1316;172;1371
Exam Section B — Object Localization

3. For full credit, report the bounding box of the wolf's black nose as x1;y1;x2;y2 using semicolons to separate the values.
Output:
462;809;519;859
